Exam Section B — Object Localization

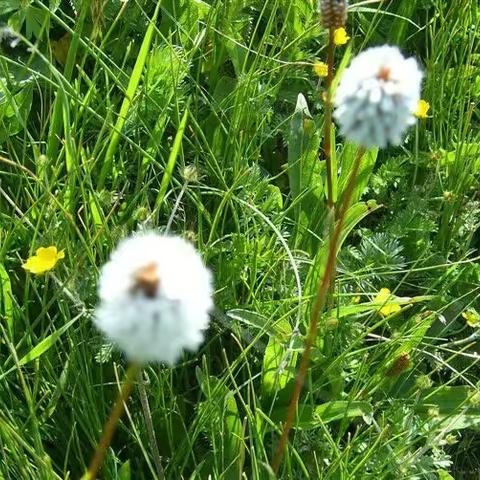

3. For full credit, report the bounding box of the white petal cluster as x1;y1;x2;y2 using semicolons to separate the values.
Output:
333;45;422;148
94;232;213;365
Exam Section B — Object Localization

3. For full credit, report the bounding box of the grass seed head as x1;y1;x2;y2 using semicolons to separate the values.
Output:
320;0;348;29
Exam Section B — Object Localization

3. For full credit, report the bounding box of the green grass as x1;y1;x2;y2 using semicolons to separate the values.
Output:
1;0;480;478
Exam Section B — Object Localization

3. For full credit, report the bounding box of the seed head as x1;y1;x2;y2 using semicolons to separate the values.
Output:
94;232;213;364
334;45;423;148
320;0;348;29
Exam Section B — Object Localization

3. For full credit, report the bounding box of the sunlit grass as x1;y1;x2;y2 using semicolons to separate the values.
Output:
0;0;479;478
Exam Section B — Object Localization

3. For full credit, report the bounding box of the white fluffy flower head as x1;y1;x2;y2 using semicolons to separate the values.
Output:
333;45;423;148
94;232;213;365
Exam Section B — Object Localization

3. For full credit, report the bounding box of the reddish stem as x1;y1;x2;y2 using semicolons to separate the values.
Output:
271;147;366;475
86;363;139;479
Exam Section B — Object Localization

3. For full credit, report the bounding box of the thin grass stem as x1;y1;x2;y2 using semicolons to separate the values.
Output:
137;370;165;480
323;27;336;213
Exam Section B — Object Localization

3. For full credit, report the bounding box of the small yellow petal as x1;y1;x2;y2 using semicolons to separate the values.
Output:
374;288;402;317
415;99;430;119
313;61;329;78
334;28;350;46
462;310;480;328
23;246;65;274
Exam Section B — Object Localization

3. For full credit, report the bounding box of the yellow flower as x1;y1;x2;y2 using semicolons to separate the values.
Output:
462;309;480;328
415;99;430;119
313;61;329;78
334;28;350;46
374;288;401;317
23;246;65;274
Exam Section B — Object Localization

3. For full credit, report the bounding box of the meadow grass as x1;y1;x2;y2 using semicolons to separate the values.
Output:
0;0;479;478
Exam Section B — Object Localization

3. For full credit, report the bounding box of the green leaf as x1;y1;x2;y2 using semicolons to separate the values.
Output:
415;386;480;414
154;104;190;214
18;317;77;366
0;262;13;337
119;460;131;480
261;319;297;399
0;81;33;143
305;200;381;296
437;469;455;480
337;143;378;205
98;0;163;188
0;0;20;15
413;386;480;431
197;372;244;479
271;401;373;430
288;93;324;250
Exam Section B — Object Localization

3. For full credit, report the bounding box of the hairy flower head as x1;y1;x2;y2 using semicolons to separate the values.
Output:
320;0;348;29
94;232;213;364
23;246;65;274
334;45;423;148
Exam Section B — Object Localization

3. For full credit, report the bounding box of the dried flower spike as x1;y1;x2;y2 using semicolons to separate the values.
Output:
385;352;411;377
334;45;423;148
320;0;348;29
94;232;213;364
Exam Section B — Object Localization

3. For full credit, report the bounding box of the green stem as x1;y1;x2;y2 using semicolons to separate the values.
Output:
323;27;336;213
137;370;165;480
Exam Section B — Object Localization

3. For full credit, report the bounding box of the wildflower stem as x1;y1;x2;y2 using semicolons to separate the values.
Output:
137;370;165;480
324;26;337;329
87;362;140;479
323;27;336;212
271;146;366;475
412;122;419;186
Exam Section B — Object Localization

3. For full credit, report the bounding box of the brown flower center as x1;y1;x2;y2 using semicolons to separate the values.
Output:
134;263;159;298
377;66;391;81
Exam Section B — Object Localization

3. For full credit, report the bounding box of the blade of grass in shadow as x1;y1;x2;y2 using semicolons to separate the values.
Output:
46;0;91;161
154;104;190;217
98;1;163;189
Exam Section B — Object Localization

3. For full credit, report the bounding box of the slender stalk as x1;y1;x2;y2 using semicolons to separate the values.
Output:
412;122;419;186
324;27;338;312
86;363;140;479
323;27;336;212
137;370;165;480
271;147;366;475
